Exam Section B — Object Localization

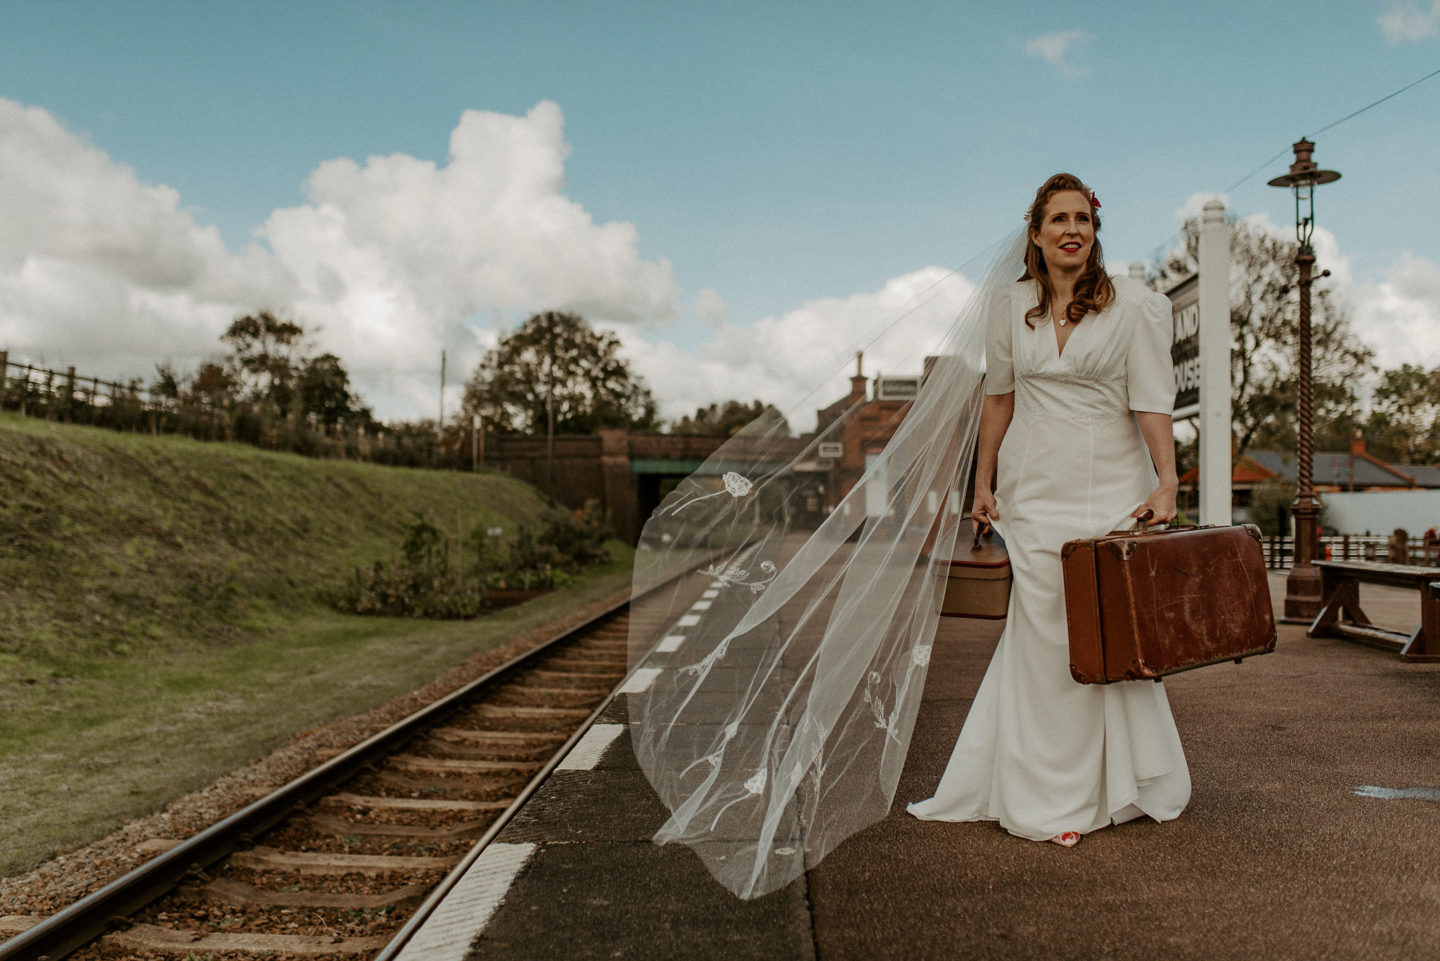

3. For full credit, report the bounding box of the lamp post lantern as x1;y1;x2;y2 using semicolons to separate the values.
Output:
1268;138;1340;622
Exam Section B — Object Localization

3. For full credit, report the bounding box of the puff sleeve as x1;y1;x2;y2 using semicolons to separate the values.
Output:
1126;286;1176;415
984;284;1014;396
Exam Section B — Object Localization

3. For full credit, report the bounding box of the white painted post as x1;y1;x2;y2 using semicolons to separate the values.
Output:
1197;200;1231;525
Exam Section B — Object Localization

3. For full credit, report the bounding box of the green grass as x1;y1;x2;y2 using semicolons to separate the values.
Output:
0;413;634;876
0;413;553;662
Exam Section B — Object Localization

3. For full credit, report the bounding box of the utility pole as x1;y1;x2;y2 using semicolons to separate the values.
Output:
545;320;556;494
438;349;446;438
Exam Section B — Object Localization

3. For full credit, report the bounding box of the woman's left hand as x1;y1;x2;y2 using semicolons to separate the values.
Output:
1132;485;1178;525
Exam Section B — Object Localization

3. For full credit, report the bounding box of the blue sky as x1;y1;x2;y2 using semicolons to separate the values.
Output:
1;1;1437;423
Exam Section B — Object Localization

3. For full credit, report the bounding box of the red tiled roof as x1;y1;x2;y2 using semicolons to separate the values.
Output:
1177;454;1279;486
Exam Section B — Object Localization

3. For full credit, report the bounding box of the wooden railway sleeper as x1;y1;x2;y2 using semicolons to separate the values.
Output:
0;593;675;960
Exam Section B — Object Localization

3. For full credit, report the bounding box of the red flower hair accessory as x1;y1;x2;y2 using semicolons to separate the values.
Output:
1090;193;1101;209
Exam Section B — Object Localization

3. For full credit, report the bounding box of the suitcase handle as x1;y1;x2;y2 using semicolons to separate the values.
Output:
1106;525;1201;536
972;513;994;552
1107;509;1199;537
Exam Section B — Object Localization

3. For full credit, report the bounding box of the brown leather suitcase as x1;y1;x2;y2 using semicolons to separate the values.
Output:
938;519;1011;619
1061;524;1276;684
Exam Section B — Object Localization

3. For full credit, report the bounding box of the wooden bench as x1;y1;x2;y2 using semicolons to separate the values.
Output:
1308;561;1440;662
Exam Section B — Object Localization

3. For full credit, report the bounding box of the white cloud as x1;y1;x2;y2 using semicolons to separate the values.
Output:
1220;212;1440;374
0;94;979;431
0;98;679;418
637;209;1440;434
1351;253;1440;371
622;267;977;430
694;288;727;328
0;99;288;374
1379;1;1440;42
255;100;680;415
1023;29;1089;77
1173;191;1232;223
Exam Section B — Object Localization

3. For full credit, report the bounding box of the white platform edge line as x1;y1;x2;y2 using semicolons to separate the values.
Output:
656;634;685;653
691;600;712;611
701;589;720;599
555;723;625;771
393;841;537;961
677;614;701;627
618;667;663;694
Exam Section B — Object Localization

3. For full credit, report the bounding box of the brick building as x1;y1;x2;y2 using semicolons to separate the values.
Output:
806;353;934;517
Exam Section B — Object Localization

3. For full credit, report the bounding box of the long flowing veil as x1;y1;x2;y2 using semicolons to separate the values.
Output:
626;229;1028;900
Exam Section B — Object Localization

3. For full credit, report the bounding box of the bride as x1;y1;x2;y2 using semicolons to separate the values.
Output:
627;173;1187;899
906;173;1190;846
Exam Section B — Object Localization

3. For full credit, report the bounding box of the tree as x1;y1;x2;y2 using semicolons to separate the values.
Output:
1152;217;1374;458
151;314;371;451
1247;478;1297;536
192;362;241;406
671;399;789;437
150;360;238;407
297;353;358;428
1358;364;1440;464
221;310;306;413
462;311;659;435
151;364;183;402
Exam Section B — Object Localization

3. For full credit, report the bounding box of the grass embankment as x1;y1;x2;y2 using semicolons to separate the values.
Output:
0;413;634;876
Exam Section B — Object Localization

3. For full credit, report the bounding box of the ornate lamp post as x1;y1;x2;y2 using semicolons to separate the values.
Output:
1268;138;1340;621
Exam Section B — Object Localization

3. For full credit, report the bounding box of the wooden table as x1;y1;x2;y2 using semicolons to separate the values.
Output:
1308;560;1440;662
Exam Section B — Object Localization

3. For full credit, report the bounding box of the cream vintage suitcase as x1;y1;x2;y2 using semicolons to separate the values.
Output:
939;519;1011;619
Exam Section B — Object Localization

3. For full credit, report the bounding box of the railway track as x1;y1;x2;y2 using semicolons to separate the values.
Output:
0;591;669;960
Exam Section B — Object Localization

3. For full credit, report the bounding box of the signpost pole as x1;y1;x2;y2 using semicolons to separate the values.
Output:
1197;200;1232;526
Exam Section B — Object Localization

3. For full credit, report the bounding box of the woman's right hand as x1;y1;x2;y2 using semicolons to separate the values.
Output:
970;488;998;527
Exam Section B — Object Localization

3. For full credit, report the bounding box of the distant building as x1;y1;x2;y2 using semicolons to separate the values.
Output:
1247;437;1440;492
792;353;949;525
1178;435;1440;524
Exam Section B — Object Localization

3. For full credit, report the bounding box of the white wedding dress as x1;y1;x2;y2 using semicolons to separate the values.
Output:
908;275;1191;840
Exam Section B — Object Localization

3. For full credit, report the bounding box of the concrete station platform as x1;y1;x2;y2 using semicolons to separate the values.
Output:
408;573;1440;961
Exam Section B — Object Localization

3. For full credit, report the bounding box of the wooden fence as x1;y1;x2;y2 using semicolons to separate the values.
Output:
1262;533;1440;570
2;350;158;411
0;351;457;468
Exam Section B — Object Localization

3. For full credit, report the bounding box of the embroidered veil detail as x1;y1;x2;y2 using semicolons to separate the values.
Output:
625;229;1029;900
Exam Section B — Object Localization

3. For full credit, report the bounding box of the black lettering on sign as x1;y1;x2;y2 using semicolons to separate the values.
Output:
1172;357;1201;393
1173;303;1199;345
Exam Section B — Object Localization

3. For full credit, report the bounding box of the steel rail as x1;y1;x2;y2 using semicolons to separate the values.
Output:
373;547;732;959
0;594;632;961
373;631;638;960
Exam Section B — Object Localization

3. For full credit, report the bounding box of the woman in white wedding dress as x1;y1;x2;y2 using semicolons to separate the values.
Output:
630;172;1191;899
907;173;1191;846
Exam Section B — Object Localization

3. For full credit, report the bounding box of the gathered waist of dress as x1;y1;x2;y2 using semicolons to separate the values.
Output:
1011;366;1137;425
1013;396;1138;427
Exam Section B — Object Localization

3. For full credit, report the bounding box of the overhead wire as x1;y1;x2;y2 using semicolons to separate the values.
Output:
1224;65;1440;194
